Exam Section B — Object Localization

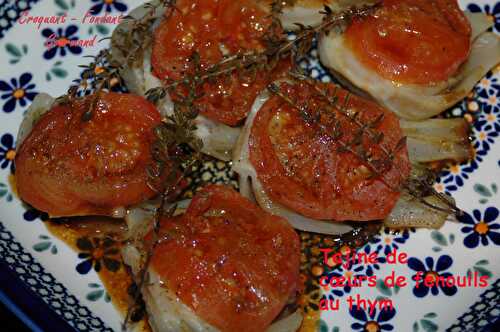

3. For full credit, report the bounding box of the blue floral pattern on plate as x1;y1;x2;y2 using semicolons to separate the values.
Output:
0;133;15;172
408;255;458;298
458;207;500;248
349;304;397;331
467;3;500;33
41;25;83;60
90;0;128;15
23;207;49;222
0;73;37;113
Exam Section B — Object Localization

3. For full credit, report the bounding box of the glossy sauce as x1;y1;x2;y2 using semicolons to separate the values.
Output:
249;81;411;221
149;185;301;332
45;217;151;332
12;177;318;332
151;0;290;126
344;0;471;84
15;92;161;217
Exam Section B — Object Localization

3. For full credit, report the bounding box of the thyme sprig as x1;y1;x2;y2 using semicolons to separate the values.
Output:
143;2;380;195
122;155;201;330
56;0;177;120
290;72;386;146
123;25;205;332
122;59;205;327
122;118;203;331
266;79;462;216
144;3;378;105
114;0;177;67
121;201;175;330
285;72;462;215
286;72;404;171
82;51;123;120
55;50;116;101
266;81;403;180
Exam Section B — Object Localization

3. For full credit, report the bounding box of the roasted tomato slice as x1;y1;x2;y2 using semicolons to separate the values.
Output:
150;185;300;332
151;0;290;126
15;92;161;217
249;81;411;221
344;0;471;84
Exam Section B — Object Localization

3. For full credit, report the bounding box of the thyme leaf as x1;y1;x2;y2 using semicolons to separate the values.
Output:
144;4;379;107
266;78;462;216
56;0;177;120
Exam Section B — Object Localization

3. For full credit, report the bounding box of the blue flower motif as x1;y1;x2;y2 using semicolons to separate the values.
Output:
349;304;396;331
407;255;458;298
90;0;127;15
475;72;500;112
41;25;83;60
371;228;414;256
458;207;500;248
361;245;385;277
0;73;37;113
75;237;121;274
436;70;500;194
474;75;500;136
437;160;478;194
76;258;93;274
23;207;49;222
472;120;499;153
467;3;500;33
0;133;15;172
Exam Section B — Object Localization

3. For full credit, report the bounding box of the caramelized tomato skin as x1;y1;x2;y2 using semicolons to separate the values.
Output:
15;92;161;216
344;0;471;84
151;0;289;126
249;82;411;221
150;185;300;332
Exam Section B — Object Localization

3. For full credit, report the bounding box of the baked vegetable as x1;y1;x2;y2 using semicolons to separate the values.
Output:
123;185;302;332
111;0;290;161
233;79;464;232
279;0;379;30
318;0;500;119
15;92;161;217
234;80;411;224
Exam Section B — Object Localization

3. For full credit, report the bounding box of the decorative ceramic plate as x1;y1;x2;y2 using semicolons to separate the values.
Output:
0;0;499;331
